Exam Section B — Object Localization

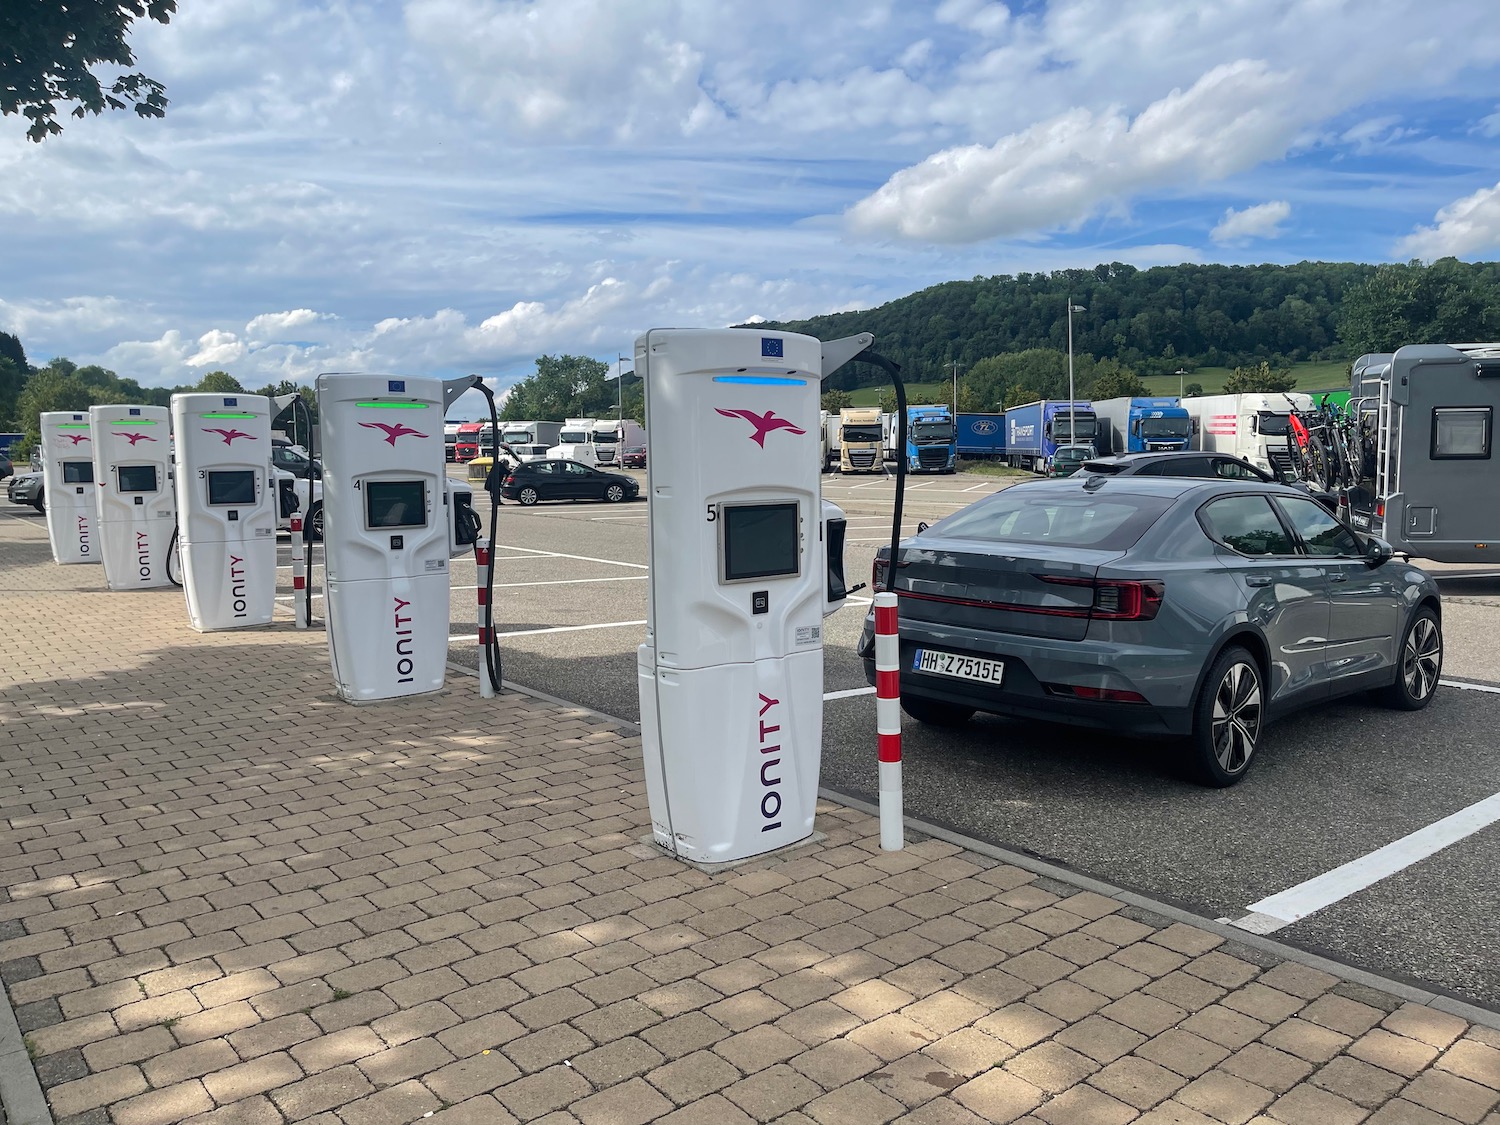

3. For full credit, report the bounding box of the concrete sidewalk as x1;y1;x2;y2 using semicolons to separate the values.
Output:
1;517;1497;1125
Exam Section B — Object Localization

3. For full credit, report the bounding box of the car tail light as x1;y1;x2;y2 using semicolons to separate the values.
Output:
1038;575;1165;621
1045;683;1148;703
872;557;888;589
503;475;515;486
1376;501;1385;519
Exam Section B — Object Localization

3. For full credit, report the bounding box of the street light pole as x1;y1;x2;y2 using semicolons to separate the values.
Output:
617;353;625;420
1175;367;1188;399
1067;302;1085;453
949;359;963;415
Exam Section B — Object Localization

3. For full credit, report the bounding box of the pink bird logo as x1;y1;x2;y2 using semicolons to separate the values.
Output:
359;421;428;446
204;428;254;445
115;433;158;446
63;434;90;445
715;408;807;448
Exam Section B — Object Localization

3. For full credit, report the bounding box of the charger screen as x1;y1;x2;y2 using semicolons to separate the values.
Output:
62;461;93;484
367;480;426;528
208;470;256;506
723;502;800;581
117;465;158;492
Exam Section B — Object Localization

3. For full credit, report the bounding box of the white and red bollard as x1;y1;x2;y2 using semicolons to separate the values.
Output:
290;515;308;629
874;590;904;850
476;538;495;698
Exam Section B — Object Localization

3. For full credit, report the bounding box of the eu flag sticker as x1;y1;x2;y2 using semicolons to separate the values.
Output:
761;337;784;358
388;379;405;392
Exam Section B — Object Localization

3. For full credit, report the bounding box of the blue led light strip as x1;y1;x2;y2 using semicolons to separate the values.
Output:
712;376;807;386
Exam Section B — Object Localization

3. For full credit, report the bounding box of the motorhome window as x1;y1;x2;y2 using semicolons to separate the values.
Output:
117;465;158;492
722;502;800;581
62;461;93;484
207;470;256;506
1431;407;1491;460
559;429;589;443
842;425;882;442
366;480;427;528
1255;412;1291;436
1140;417;1190;439
911;422;954;441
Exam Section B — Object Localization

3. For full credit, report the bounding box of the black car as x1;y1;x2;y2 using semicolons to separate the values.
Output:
497;459;639;506
1080;451;1338;512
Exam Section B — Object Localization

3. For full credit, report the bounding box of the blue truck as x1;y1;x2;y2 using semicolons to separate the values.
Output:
1005;400;1098;472
903;404;957;473
955;412;1006;460
1092;396;1191;455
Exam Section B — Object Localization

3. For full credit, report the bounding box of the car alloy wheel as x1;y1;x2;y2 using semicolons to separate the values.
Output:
1187;645;1262;786
308;502;324;543
604;483;626;503
1382;608;1442;711
518;487;540;506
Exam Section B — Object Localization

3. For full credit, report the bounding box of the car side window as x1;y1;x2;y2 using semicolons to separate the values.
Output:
1132;461;1165;476
530;462;557;476
1199;496;1295;557
1276;497;1359;557
565;463;591;476
1213;459;1259;480
1156;458;1209;477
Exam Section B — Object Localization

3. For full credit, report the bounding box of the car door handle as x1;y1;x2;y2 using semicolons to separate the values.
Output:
1328;572;1348;583
1246;575;1273;587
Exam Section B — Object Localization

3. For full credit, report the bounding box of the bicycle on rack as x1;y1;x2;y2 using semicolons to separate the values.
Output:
1284;394;1370;494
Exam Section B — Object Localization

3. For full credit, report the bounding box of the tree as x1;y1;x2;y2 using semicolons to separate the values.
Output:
820;388;852;413
500;355;614;421
2;1;176;142
1338;258;1500;355
0;356;26;430
1004;385;1039;409
11;362;97;456
197;370;245;393
1184;382;1204;397
1223;361;1298;394
1087;370;1149;400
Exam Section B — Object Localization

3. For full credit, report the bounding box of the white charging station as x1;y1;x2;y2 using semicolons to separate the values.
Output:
636;328;863;865
169;393;277;631
90;404;176;590
39;411;100;565
317;372;481;703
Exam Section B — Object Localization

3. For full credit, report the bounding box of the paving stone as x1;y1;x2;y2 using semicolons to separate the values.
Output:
1381;1005;1470;1051
723;1063;825;1122
1100;992;1189;1037
1137;1028;1232;1078
1438;1040;1500;1089
776;1000;863;1047
847;1013;941;1062
1089;1057;1189;1110
571;1076;672;1125
715;1024;806;1071
503;1025;596;1075
568;1037;664;1087
1175;1071;1275;1125
1005;1041;1100;1093
656;1093;756;1125
1055;1015;1148;1065
1299;994;1387;1039
203;1051;304;1103
1348;1028;1442;1077
976;1004;1066;1051
357;1037;456;1087
1402;1068;1500;1123
645;1049;743;1103
1261;1019;1354;1064
1362;1098;1470;1125
46;1066;147;1119
1219;1044;1316;1094
336;1079;441;1125
423;1054;524;1105
805;1081;906;1125
1033;1084;1139;1125
951;1068;1045;1123
789;1038;883;1089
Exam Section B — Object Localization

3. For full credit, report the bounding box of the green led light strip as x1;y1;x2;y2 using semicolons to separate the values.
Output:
56;424;91;429
355;401;429;409
200;412;258;419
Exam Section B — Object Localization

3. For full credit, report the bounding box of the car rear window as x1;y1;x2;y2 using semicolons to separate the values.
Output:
1080;461;1127;475
936;488;1174;550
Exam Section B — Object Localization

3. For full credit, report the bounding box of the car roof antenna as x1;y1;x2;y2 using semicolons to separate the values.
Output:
1083;474;1108;491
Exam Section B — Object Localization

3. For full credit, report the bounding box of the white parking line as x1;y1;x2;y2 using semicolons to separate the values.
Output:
1438;678;1500;695
491;575;647;589
1230;790;1500;934
451;618;646;641
491;544;648;570
824;686;876;701
590;514;647;521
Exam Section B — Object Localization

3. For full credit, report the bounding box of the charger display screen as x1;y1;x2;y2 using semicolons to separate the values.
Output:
62;461;93;484
117;465;158;492
366;480;426;528
207;470;256;506
722;502;800;581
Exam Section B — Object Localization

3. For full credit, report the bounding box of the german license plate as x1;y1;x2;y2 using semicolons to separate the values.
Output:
913;648;1004;685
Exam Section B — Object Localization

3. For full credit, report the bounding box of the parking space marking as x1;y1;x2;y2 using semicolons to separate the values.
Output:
1231;790;1500;934
491;575;648;589
590;514;647;521
1439;678;1500;695
451;618;646;641
491;544;648;570
824;686;876;701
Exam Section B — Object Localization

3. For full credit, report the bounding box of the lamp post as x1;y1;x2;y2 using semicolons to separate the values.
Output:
617;353;626;420
949;359;963;416
1067;302;1085;452
1175;367;1188;399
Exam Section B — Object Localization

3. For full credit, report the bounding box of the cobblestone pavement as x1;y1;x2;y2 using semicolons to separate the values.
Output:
1;516;1498;1125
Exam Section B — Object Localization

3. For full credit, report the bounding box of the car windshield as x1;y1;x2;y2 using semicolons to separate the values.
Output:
1056;448;1089;463
1141;417;1190;439
1255;412;1291;436
936;489;1174;550
912;422;954;441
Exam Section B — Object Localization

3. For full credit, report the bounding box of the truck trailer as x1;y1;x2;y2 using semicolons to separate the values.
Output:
1004;400;1098;472
955;412;1006;460
1182;393;1311;478
839;406;884;473
1092;397;1191;455
902;405;957;473
1346;343;1500;563
500;420;563;452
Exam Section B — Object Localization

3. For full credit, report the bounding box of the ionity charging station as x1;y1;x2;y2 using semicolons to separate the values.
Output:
170;393;277;631
636;328;868;864
90;404;176;590
39;411;99;565
317;373;483;703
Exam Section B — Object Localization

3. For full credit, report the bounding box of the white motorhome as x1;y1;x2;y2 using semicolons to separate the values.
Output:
501;420;563;452
589;418;644;466
1183;393;1312;478
548;418;599;467
1347;343;1500;563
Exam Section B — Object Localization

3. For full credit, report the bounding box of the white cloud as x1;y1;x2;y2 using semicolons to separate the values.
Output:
935;0;1010;36
245;309;334;342
1211;200;1291;245
1340;115;1416;152
1477;106;1500;137
187;330;247;367
1395;181;1500;260
846;61;1304;243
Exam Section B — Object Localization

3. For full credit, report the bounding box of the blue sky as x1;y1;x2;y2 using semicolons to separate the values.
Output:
3;0;1500;418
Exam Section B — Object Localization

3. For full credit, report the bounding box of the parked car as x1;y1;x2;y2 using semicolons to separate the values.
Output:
7;470;44;511
1048;446;1092;478
622;445;647;469
496;459;639;506
1079;451;1338;513
860;474;1442;786
0;454;12;480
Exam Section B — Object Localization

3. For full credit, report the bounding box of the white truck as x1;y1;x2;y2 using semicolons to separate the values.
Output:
501;420;563;453
589;418;644;466
548;418;599;467
1183;392;1312;479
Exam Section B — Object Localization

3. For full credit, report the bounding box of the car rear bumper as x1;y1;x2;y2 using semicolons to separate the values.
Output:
857;615;1196;737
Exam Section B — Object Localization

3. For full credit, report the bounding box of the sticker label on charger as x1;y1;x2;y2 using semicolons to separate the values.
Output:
795;625;821;646
425;558;446;572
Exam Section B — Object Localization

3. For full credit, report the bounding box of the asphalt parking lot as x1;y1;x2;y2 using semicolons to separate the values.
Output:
7;468;1498;1017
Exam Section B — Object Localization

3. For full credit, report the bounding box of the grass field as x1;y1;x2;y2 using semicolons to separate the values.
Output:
842;360;1351;407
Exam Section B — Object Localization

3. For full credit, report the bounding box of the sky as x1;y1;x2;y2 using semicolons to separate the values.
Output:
4;0;1500;419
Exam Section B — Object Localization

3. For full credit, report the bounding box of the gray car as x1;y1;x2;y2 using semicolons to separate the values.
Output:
859;475;1443;786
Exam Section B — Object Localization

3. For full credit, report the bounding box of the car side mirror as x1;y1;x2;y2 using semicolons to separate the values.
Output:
1364;536;1394;568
